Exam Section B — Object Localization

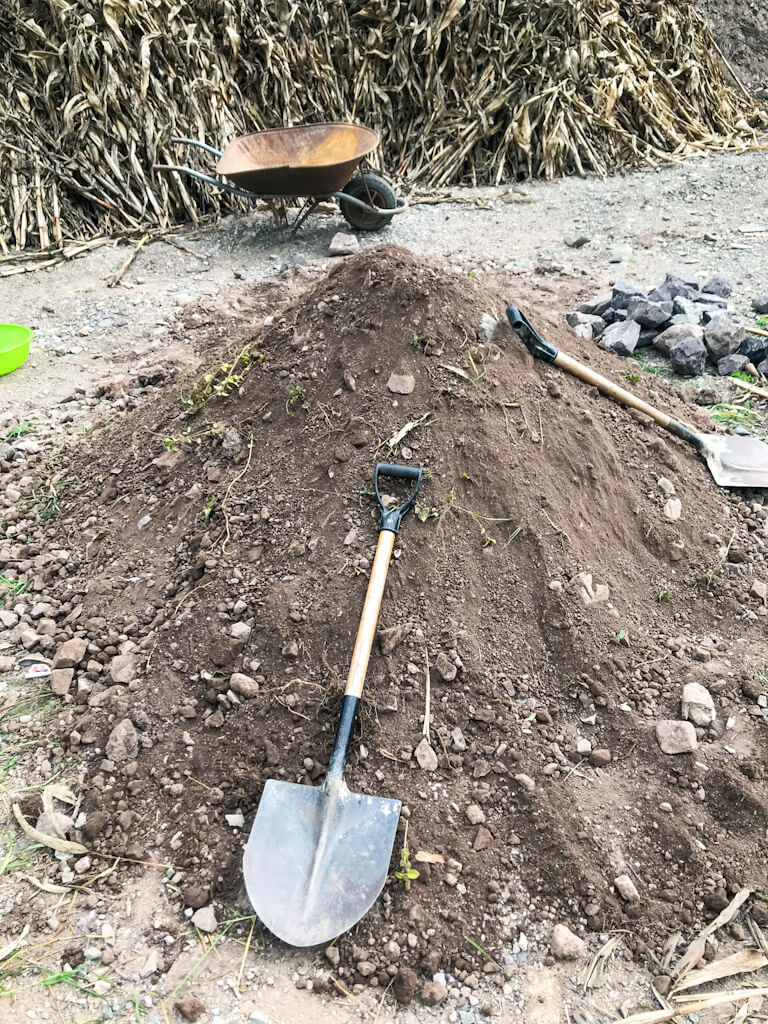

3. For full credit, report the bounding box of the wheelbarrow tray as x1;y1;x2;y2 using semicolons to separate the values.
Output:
217;123;379;196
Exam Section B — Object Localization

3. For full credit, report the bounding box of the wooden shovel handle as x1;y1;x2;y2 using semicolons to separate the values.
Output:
344;529;396;699
553;351;672;427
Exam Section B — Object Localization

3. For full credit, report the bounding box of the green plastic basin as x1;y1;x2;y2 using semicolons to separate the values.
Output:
0;325;32;376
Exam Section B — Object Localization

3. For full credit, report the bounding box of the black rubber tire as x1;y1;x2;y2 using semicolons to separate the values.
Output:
339;173;398;232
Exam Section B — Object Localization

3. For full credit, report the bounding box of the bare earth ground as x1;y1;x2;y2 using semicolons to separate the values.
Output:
2;149;768;1024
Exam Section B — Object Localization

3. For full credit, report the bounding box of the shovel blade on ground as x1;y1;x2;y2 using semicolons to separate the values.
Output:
243;778;401;947
701;433;768;488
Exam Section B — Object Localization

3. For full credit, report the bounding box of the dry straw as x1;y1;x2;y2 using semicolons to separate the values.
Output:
1;0;766;252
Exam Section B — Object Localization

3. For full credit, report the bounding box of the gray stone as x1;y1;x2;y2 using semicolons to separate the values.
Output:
479;312;499;341
681;682;716;727
602;307;628;325
649;274;699;303
106;718;139;762
670;337;706;377
578;294;612;317
572;323;593;341
53;637;88;669
566;311;605;336
328;231;360;256
230;621;251;642
637;329;658;348
614;874;640;902
717;354;749;376
191;905;217;933
701;274;732;298
696;292;728;308
751;294;768;315
564;234;590;248
759;358;768;377
626;296;672;329
672;296;702;321
738;335;768;363
51;668;74;696
704;314;745;361
653;323;704;355
656;719;698;755
109;653;136;684
550;923;587;959
414;737;438;772
599;319;640;356
664;497;682;521
387;372;416;395
611;281;646;309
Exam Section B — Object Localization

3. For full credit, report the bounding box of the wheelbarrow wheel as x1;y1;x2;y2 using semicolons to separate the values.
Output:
340;174;397;232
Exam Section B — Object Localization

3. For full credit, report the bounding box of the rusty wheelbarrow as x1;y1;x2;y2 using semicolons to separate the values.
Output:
154;123;407;234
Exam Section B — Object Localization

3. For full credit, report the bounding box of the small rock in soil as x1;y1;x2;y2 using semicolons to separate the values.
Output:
474;826;493;851
752;295;768;316
614;874;640;902
414;736;438;771
435;651;457;681
479;312;499;340
325;945;340;967
550;923;587;959
589;748;611;767
109;653;136;684
378;623;410;654
387;372;416;395
656;719;698;755
514;773;536;792
174;997;206;1022
82;811;109;839
229;672;259;698
105;718;139;762
328;232;360;256
751;580;768;604
681;682;716;726
599;319;640;356
564;234;590;248
664;497;682;521
51;668;74;696
465;804;486;825
191;905;217;933
421;981;447;1006
654;976;673;997
394;966;419;1004
182;885;209;909
53;637;88;669
670;336;706;377
230;621;252;642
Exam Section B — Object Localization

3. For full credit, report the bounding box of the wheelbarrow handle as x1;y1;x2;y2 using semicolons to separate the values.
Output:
374;462;423;534
170;136;224;159
152;164;262;200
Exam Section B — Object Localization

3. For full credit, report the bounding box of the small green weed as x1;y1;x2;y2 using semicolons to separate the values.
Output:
658;589;672;603
0;574;28;608
729;370;754;383
394;822;419;891
285;384;307;418
708;402;765;436
415;502;438;523
703;526;737;586
2;421;33;442
755;315;768;328
479;526;496;548
202;497;216;523
465;936;502;970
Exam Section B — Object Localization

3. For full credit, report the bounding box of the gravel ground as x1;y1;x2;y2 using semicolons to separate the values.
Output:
2;147;768;1023
3;148;768;419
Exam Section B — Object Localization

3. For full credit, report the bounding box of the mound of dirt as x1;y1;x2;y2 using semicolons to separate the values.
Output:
3;247;768;994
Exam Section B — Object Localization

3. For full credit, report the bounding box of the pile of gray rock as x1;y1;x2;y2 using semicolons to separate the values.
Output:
568;273;768;378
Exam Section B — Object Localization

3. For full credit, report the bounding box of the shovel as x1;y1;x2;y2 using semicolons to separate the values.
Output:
243;462;423;947
506;306;768;489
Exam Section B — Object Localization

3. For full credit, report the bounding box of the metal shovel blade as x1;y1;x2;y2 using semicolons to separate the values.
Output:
700;433;768;488
243;777;401;947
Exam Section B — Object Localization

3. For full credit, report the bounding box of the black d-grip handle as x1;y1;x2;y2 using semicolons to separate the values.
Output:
506;305;559;364
374;463;423;534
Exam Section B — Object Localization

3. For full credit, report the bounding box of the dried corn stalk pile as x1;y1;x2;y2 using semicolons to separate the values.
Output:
1;0;764;252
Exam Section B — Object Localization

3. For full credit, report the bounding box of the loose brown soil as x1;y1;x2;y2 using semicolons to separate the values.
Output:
4;247;768;994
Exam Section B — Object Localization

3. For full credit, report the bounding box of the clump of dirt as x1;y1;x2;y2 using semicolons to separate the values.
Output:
4;246;768;993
